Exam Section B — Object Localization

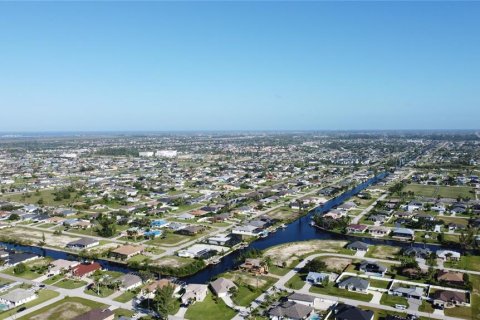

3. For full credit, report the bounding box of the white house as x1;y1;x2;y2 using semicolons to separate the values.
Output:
0;288;37;307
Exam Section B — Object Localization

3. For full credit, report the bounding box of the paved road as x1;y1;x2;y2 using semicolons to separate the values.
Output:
233;252;471;320
351;193;388;224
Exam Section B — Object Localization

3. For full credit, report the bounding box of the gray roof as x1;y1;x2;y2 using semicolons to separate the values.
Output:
346;241;369;250
210;277;236;295
288;292;316;303
338;277;369;291
391;286;424;297
118;274;142;288
269;301;313;320
0;288;35;303
67;237;99;246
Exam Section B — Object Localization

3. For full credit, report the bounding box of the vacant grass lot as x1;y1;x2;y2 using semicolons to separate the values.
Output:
17;296;106;320
403;184;474;199
285;273;306;290
379;294;408;308
309;284;373;302
185;292;236;320
445;256;480;272
54;279;87;289
365;245;401;260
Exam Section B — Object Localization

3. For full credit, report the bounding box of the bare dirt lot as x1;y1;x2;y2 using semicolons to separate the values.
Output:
264;240;348;266
151;256;194;268
320;257;352;273
0;226;80;247
29;301;91;320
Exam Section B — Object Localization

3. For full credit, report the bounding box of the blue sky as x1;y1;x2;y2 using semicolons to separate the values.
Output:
0;2;479;131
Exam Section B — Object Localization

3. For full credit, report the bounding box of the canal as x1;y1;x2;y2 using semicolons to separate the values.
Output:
0;171;447;284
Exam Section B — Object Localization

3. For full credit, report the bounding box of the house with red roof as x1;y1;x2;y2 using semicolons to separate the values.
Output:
71;262;102;278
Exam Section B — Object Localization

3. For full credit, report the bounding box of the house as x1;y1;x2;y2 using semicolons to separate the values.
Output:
177;244;219;259
6;252;39;266
66;238;99;250
403;247;431;259
150;219;169;228
48;259;80;276
347;224;368;234
239;258;268;274
268;301;313;320
338;277;369;293
144;230;162;238
391;228;415;241
368;226;390;237
389;285;424;299
432;290;468;307
346;241;369;252
72;262;102;278
232;225;262;237
177;213;195;220
0;288;37;307
287;293;319;308
110;245;145;260
359;261;387;276
436;250;461;261
176;225;205;236
306;272;329;285
210;277;237;297
181;284;208;305
142;279;181;298
436;270;465;286
331;303;374;320
73;309;115;320
207;233;241;247
118;274;142;291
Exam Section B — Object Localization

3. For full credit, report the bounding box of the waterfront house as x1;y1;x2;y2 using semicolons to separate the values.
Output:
347;224;368;234
210;277;237;297
48;259;80;276
181;284;208;305
5;252;39;266
436;250;461;261
71;262;102;278
403;247;431;259
66;238;99;250
346;241;369;252
239;258;268;275
110;245;145;260
391;228;415;241
118;274;143;291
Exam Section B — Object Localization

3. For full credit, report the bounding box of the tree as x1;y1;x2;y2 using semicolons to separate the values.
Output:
8;213;20;221
152;284;178;319
14;263;27;274
303;259;327;273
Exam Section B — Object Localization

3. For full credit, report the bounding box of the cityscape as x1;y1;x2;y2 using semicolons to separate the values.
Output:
1;1;480;320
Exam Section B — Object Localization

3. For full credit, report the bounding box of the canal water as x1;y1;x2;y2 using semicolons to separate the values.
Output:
0;171;446;284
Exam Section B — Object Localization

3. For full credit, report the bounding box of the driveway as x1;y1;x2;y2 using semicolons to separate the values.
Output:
368;290;382;304
408;298;421;312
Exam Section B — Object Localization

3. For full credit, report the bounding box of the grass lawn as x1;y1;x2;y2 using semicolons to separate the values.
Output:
2;267;43;280
85;285;115;298
403;184;474;199
268;265;291;276
17;296;106;320
418;300;434;313
285;273;305;290
369;279;391;289
365;245;401;260
0;289;60;320
185;293;236;320
444;306;474;319
114;308;135;318
445;255;480;272
145;232;193;246
54;278;87;289
114;290;138;303
357;305;408;320
309;285;373;302
439;216;469;227
42;274;64;285
127;254;150;264
379;293;408;308
231;276;277;307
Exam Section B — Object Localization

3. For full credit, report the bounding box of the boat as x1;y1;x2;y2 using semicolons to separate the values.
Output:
210;259;220;265
259;230;269;238
280;224;287;229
